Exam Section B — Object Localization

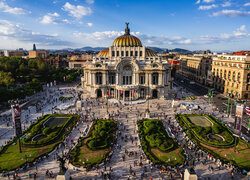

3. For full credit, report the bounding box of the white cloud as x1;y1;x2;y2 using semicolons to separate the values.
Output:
212;10;250;17
40;12;60;24
203;0;215;3
40;15;55;24
244;3;250;7
0;19;73;48
0;1;28;15
221;2;231;7
198;4;218;10
195;0;201;4
237;25;246;32
86;0;94;4
62;2;92;19
200;25;250;43
73;30;192;46
87;22;93;27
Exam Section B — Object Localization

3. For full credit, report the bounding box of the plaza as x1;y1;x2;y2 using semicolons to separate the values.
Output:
0;81;249;179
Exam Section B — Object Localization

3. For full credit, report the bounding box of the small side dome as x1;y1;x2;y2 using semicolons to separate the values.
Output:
145;48;157;56
97;48;109;57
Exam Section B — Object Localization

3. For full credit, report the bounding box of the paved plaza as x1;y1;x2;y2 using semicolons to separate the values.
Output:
0;83;249;179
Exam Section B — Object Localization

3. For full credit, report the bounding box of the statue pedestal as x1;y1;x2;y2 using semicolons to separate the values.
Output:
56;170;70;180
145;109;150;119
184;168;198;180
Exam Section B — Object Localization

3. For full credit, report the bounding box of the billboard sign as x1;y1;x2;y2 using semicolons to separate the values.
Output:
11;104;22;137
234;104;244;136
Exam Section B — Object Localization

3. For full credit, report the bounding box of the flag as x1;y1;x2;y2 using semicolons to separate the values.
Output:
107;87;109;96
120;90;123;95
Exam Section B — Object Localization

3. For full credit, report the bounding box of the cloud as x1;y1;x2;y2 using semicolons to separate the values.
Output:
195;0;201;4
86;0;94;4
0;19;73;47
203;0;215;3
212;10;250;17
40;12;60;24
199;25;250;44
244;3;250;7
87;22;93;27
221;2;231;7
237;25;246;32
73;31;192;46
62;2;92;19
198;4;218;10
0;1;29;14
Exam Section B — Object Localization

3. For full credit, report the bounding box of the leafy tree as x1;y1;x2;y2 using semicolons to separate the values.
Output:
0;71;15;87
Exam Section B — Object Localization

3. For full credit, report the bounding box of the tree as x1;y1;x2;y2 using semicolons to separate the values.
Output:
0;71;15;87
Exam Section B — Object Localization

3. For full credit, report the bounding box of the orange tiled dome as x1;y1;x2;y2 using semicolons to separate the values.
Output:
145;48;156;56
113;23;142;47
97;48;109;57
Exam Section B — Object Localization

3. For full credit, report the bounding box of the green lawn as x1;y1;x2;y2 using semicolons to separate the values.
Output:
188;116;213;127
138;119;185;166
70;119;117;168
0;140;56;171
176;114;250;170
0;114;79;172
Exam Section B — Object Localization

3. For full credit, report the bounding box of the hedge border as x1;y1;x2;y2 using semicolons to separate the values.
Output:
176;114;250;171
138;119;185;167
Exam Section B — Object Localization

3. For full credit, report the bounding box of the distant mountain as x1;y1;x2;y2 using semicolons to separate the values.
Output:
146;47;165;52
76;46;106;51
170;48;192;53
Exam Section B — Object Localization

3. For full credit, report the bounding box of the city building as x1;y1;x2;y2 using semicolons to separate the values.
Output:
212;54;250;99
29;44;49;59
81;23;172;100
178;54;213;86
0;50;25;57
68;54;93;69
44;56;68;68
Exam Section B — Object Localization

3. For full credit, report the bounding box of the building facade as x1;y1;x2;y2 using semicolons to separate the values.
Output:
178;54;213;86
81;24;172;100
212;54;250;99
29;50;49;59
68;54;93;69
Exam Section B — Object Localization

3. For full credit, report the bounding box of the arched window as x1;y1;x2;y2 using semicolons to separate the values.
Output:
224;70;227;78
232;72;235;81
95;64;102;67
122;65;132;85
228;71;231;79
220;69;222;78
238;72;241;81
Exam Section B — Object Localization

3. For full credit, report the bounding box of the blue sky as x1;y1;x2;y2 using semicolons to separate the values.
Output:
0;0;249;51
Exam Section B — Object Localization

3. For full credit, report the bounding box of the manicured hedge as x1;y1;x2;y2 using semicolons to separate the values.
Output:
176;114;250;171
138;119;184;166
177;114;234;148
21;114;77;147
70;119;117;168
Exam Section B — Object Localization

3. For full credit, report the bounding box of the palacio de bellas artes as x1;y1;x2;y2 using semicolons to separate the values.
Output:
81;23;172;101
0;0;250;180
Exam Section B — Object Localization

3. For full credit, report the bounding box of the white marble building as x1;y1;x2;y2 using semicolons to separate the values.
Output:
81;23;172;101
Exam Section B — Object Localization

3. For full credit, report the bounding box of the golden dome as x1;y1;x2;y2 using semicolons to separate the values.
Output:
70;55;78;60
97;48;109;57
145;48;156;56
113;23;142;47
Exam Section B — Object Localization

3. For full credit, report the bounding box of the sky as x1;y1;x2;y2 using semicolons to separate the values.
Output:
0;0;250;51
